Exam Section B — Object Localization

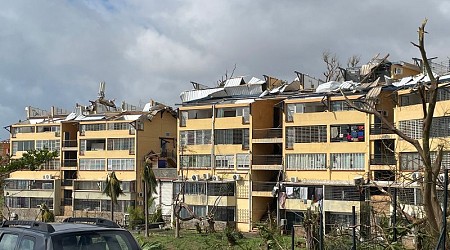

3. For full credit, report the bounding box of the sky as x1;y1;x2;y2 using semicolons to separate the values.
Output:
1;0;450;139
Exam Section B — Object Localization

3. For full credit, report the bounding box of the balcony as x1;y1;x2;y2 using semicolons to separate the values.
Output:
62;198;73;206
252;128;283;143
370;124;395;135
62;159;77;168
62;140;78;150
61;180;74;187
252;155;283;170
252;181;277;197
370;154;397;165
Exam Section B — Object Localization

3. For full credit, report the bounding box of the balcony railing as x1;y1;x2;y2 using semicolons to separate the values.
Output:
252;155;282;165
252;128;282;139
370;154;397;165
252;182;277;192
62;198;72;206
63;140;78;147
63;159;77;167
61;180;74;187
370;124;394;135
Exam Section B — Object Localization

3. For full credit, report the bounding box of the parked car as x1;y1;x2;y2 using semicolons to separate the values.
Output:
0;217;141;250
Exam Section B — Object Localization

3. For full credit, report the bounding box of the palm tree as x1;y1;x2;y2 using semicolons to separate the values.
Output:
143;163;158;236
103;171;124;222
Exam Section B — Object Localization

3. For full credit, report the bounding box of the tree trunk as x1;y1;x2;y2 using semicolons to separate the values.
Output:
111;200;114;222
145;181;149;237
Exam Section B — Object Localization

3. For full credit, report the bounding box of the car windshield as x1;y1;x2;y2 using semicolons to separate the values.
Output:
51;230;137;250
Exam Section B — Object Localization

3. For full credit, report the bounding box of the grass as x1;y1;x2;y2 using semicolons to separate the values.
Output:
135;229;305;250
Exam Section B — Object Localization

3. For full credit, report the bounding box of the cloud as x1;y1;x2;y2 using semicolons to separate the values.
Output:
1;1;450;139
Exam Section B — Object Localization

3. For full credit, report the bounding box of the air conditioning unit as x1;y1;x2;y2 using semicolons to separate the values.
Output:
438;173;446;183
411;172;423;181
43;174;53;180
203;173;212;180
212;175;222;181
290;177;298;183
353;176;364;186
191;174;200;181
138;192;144;197
233;174;242;181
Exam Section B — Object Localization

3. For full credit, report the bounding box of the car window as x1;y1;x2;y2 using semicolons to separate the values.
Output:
19;236;36;250
52;230;137;250
0;233;19;249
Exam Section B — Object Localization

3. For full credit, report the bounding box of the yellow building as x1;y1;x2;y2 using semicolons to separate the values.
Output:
5;99;177;222
176;71;426;233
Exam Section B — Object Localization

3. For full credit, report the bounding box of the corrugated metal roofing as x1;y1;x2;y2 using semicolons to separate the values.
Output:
180;88;224;103
123;115;142;121
224;77;244;87
247;77;265;85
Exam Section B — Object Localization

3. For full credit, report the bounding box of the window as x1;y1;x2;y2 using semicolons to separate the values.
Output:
211;206;235;221
0;234;19;249
215;155;235;169
107;138;135;151
79;139;106;151
76;181;103;190
324;186;363;201
41;159;60;170
208;182;235;196
400;116;450;139
180;155;211;169
286;154;326;170
180;111;188;127
330;153;365;170
80;123;106;132
398;119;422;139
286;126;327;144
174;182;206;195
11;126;35;136
79;159;105;171
216;106;250;119
36;125;60;133
18;236;35;250
215;129;249;146
5;180;29;190
11;140;35;155
36;140;60;151
107;122;132;130
180;205;206;218
236;154;250;168
330;124;364;142
6;197;29;208
286;104;305;122
180;130;211;146
30;198;53;209
107;159;134;171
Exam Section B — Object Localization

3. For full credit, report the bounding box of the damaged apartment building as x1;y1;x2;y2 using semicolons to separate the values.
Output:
4;82;177;222
176;55;450;233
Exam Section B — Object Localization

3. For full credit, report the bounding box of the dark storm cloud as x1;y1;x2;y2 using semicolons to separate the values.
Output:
1;0;450;139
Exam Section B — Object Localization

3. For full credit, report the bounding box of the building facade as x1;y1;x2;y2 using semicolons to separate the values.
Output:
5;100;177;222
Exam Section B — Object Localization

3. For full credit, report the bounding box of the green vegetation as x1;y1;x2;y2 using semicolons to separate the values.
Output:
135;229;301;250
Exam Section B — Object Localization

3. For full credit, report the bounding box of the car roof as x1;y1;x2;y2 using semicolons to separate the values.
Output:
49;223;125;235
0;218;124;236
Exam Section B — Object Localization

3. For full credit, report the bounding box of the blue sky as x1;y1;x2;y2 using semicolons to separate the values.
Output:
1;0;450;139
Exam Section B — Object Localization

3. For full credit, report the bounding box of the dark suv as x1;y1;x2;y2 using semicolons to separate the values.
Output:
0;217;141;250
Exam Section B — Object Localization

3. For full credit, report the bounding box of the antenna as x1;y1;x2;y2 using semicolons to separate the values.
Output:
98;81;106;99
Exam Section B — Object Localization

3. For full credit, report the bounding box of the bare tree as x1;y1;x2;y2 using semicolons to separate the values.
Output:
322;51;342;82
347;55;361;68
217;64;237;87
342;19;445;246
